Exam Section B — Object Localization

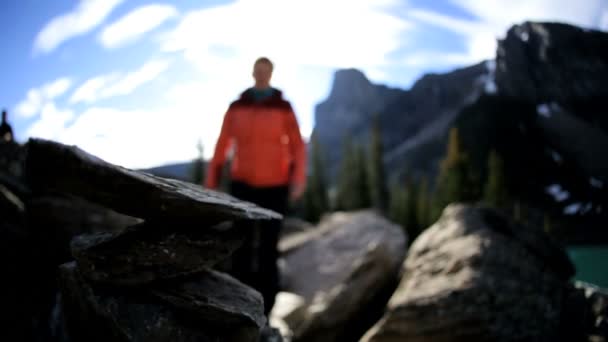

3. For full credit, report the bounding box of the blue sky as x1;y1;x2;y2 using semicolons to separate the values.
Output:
2;0;607;169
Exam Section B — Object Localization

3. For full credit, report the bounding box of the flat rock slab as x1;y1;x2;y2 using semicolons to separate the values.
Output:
149;268;266;329
72;221;245;286
59;262;262;342
26;138;281;222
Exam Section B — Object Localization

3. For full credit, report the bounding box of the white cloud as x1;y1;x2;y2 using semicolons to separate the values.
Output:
70;74;120;104
100;4;178;49
57;104;210;168
70;60;170;104
42;77;73;99
26;103;75;140
15;77;73;118
162;0;410;70
409;9;481;35
101;60;170;98
402;51;478;67
26;78;228;168
157;0;410;157
15;89;43;118
34;0;124;54
407;0;605;65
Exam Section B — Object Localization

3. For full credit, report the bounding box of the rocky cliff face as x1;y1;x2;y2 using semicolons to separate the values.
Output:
314;21;608;182
313;69;405;178
496;22;608;108
313;62;488;181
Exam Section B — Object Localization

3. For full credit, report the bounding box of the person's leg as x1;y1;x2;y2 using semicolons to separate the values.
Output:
230;181;288;315
254;186;289;315
228;181;257;287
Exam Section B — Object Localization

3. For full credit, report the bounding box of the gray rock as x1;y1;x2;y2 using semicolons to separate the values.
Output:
149;268;265;329
59;261;262;342
280;211;407;342
25;138;281;222
0;181;41;341
362;204;575;342
72;220;245;286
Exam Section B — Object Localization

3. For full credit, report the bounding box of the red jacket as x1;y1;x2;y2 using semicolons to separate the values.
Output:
205;88;306;189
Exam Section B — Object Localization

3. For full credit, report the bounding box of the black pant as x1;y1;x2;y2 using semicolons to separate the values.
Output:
229;181;288;315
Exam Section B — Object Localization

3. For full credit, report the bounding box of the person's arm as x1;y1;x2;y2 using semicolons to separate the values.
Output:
285;107;307;200
205;109;233;189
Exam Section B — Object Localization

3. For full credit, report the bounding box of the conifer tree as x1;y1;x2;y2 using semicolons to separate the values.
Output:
417;176;431;229
368;116;388;212
303;134;330;222
335;137;371;211
335;136;357;210
389;181;408;231
355;145;372;209
433;127;478;214
483;149;509;209
404;177;421;241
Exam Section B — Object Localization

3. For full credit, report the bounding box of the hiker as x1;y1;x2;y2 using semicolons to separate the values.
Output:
205;57;307;314
0;109;14;142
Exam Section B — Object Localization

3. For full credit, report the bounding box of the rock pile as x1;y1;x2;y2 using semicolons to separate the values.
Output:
26;139;281;342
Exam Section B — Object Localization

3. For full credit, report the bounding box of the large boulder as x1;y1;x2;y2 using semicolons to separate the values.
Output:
25;138;281;222
21;139;281;342
362;204;575;342
0;182;42;341
59;262;263;342
278;210;407;342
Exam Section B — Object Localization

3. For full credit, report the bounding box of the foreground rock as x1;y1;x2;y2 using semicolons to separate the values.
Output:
60;262;263;342
149;269;265;329
26;138;281;222
71;221;244;286
279;211;407;342
362;204;575;342
21;139;282;342
0;181;42;341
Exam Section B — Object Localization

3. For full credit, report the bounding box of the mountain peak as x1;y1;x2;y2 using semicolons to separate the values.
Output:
328;68;373;102
496;21;608;103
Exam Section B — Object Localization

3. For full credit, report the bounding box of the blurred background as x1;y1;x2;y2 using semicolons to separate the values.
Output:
3;0;608;284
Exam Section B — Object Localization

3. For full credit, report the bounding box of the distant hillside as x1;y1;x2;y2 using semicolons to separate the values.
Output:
314;62;488;181
141;161;196;182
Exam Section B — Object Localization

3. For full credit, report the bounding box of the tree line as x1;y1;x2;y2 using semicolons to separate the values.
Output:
303;121;513;244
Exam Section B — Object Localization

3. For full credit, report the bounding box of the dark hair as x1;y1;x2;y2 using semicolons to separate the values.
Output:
254;57;274;71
